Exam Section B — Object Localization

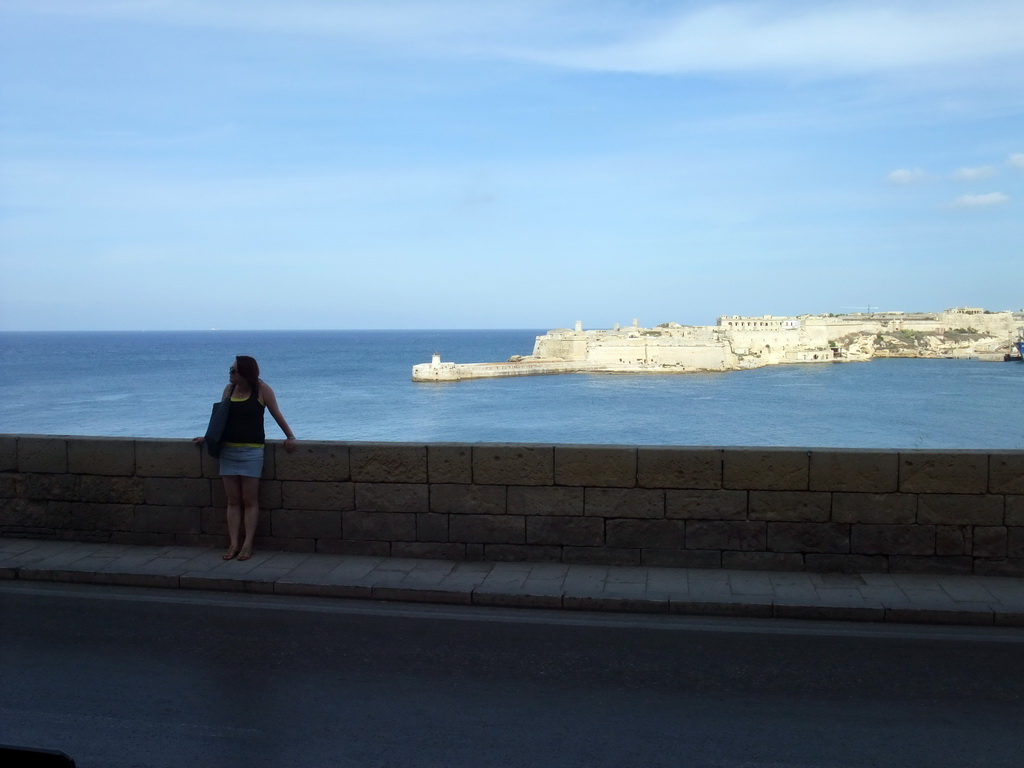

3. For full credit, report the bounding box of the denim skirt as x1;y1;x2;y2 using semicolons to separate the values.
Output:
218;446;264;477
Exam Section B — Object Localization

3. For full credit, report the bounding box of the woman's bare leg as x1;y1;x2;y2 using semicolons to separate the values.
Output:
239;476;261;557
222;475;243;556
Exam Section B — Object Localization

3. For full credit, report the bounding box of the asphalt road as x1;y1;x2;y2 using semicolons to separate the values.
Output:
2;582;1023;768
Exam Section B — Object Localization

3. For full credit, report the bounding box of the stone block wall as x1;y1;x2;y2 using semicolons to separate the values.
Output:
2;435;1022;576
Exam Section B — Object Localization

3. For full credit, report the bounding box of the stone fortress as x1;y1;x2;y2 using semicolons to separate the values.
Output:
413;307;1024;381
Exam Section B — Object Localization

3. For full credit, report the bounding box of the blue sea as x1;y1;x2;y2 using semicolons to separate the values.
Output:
0;330;1021;449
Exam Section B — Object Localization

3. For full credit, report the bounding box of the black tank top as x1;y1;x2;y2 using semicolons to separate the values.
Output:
222;385;266;445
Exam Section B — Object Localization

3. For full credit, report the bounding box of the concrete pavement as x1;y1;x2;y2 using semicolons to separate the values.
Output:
2;538;1023;627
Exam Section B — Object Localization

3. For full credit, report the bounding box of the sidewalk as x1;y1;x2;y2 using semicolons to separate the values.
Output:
2;538;1023;627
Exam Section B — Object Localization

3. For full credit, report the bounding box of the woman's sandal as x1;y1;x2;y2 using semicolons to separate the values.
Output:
222;547;239;561
237;549;252;562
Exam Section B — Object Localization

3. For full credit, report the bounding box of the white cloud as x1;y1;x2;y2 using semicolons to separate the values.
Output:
1009;153;1024;170
953;166;998;181
886;168;927;185
950;192;1010;209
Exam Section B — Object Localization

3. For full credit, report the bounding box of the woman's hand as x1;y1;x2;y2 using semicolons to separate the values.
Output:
192;437;205;444
283;437;297;453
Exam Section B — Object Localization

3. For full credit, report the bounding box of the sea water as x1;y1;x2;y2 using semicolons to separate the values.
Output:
0;330;1021;449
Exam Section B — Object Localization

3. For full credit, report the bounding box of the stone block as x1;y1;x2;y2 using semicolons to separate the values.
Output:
0;436;16;471
473;445;553;486
767;522;850;553
483;544;562;563
749;491;831;522
975;558;1024;578
392;542;467;560
262;445;277;479
416;512;449;542
642;549;722;569
273;441;349;481
585;488;664;519
665;489;747;520
606;519;686;549
1;498;71;528
0;473;19;499
851;524;935;555
200;448;220;479
281;481;355;511
936;525;972;556
722;552;804;571
448;514;525;544
18;437;67;473
428;445;471;483
637;448;722;490
350;443;427;483
202;506;271;537
973;526;1007;558
1006;494;1024;524
990;453;1024;494
917;494;1003;525
562;547;640;566
723;449;808;491
142;477;211;507
272;509;343;539
554;446;636;487
23;473;78;501
899;452;988;494
430;484;506;515
342;510;416;541
257;480;283;510
888;556;973;575
71;502;135;531
355;483;428;513
78;475;145;504
134;505;202;534
202;506;227;535
1008;528;1024;558
685;520;765;551
316;539;388;556
803;554;888;574
507;486;584;516
809;450;899;492
67;438;135;476
135;439;202;478
524;516;603;547
831;492;917;524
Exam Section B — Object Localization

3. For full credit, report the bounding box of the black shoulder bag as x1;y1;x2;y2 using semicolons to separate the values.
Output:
203;385;234;458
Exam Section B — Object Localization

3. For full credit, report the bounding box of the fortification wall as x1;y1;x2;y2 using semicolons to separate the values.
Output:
3;434;1022;577
532;333;588;360
584;341;733;369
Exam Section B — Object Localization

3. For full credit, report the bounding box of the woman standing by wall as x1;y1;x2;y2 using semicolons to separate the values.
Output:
196;355;296;561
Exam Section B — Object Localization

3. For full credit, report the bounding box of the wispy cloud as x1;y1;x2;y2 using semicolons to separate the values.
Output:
886;168;928;185
953;166;998;181
12;1;1024;82
1010;153;1024;170
949;192;1010;209
514;1;1024;79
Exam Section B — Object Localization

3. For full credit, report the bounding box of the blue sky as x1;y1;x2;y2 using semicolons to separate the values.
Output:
1;0;1022;331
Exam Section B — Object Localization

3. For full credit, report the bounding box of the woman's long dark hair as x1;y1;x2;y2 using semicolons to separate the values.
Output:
235;355;261;395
